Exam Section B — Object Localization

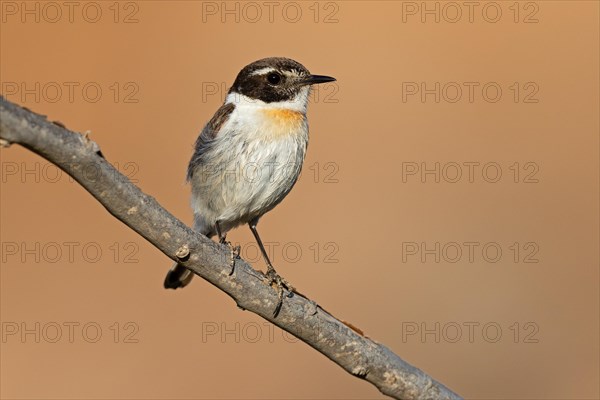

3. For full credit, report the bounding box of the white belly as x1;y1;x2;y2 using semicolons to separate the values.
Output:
190;106;308;234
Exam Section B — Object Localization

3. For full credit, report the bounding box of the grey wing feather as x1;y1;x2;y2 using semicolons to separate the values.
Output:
187;102;235;181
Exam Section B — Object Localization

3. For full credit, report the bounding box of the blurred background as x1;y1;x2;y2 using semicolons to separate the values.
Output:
1;1;598;399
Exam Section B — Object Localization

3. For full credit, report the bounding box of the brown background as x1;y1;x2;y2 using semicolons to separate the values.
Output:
1;1;598;399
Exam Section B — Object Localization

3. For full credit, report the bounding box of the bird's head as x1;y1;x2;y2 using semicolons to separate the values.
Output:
227;57;336;112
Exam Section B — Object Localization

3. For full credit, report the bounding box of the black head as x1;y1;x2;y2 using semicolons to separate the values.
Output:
228;57;335;103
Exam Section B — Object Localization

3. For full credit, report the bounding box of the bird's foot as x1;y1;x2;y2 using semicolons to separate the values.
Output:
264;266;294;317
225;242;242;276
220;239;240;276
228;243;240;275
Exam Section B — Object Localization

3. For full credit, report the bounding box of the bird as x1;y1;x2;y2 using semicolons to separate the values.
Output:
164;57;335;315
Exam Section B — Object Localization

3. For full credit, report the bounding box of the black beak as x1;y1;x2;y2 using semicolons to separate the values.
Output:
301;74;336;85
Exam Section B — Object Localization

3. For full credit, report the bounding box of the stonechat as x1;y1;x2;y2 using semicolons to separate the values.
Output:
164;57;335;315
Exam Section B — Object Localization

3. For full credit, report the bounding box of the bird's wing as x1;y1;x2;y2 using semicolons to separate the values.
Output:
187;102;235;181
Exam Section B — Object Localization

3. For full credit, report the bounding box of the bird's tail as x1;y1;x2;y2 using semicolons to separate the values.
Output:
164;263;194;289
163;214;215;290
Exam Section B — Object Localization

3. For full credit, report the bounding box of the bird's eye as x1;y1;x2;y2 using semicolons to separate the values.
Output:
267;72;282;85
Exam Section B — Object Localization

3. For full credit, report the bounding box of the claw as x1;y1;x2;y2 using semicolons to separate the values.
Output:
219;239;240;276
228;244;240;276
264;267;294;317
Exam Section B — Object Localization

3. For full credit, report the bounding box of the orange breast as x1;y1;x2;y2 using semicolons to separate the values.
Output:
260;109;306;137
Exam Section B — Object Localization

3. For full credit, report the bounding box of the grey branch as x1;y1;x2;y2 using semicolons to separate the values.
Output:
0;96;462;400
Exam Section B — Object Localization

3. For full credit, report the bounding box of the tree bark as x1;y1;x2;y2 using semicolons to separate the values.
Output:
0;96;462;400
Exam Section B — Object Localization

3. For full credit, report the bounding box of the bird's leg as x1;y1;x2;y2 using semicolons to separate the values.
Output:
216;220;240;275
249;221;294;317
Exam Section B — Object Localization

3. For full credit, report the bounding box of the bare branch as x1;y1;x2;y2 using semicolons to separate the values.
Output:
0;96;462;400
